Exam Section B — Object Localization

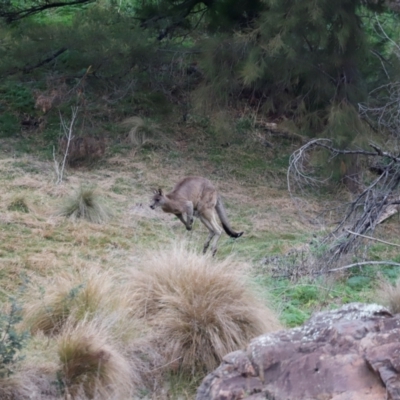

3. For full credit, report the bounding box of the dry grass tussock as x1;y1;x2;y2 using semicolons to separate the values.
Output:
58;320;134;399
7;195;30;213
124;242;282;374
22;266;128;336
12;293;152;399
376;278;400;314
55;186;112;224
0;373;59;400
2;374;59;400
121;116;161;148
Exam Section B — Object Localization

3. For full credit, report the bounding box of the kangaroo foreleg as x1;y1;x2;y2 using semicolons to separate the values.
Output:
176;213;189;229
185;202;194;230
176;209;193;231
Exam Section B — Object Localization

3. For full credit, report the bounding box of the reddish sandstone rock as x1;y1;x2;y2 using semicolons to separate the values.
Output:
197;303;400;400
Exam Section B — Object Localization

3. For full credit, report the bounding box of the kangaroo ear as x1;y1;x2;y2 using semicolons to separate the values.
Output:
158;188;163;195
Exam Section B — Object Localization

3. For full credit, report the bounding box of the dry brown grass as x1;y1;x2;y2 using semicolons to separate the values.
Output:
121;116;161;148
376;278;400;314
22;266;120;335
57;320;133;399
125;337;167;396
124;242;282;375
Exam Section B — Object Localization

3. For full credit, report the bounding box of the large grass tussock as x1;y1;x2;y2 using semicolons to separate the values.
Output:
22;266;121;335
57;320;133;399
125;243;282;374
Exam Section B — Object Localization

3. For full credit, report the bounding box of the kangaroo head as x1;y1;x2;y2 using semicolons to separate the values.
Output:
150;188;165;209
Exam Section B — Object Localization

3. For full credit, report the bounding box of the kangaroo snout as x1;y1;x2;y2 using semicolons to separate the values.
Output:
150;204;155;209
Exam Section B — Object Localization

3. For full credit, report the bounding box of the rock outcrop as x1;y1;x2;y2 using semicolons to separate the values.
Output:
197;303;400;400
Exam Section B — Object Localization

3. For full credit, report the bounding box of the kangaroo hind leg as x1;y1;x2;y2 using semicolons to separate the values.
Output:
200;210;222;256
185;201;194;231
199;214;216;254
209;211;223;256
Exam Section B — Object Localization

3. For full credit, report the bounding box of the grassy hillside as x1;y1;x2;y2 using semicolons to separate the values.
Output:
1;131;400;398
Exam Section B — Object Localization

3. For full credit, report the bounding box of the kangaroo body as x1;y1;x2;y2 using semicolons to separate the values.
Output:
150;176;243;255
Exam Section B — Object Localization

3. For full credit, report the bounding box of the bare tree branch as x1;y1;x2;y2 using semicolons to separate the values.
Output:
54;107;79;185
326;261;400;273
0;0;95;23
23;48;68;73
345;228;400;248
288;138;400;271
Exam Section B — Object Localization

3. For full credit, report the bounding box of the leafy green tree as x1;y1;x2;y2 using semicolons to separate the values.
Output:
198;1;392;136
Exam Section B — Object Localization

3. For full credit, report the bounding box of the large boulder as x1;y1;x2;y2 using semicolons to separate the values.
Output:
197;303;400;400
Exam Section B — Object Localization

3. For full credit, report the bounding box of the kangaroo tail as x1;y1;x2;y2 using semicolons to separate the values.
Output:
216;196;244;238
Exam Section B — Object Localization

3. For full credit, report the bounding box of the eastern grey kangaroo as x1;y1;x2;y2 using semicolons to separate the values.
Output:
150;176;243;255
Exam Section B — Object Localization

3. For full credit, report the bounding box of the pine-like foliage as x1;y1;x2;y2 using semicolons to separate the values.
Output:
135;0;265;35
253;0;367;104
198;0;386;140
0;8;156;79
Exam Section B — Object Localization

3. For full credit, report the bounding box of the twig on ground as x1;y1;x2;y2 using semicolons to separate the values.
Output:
345;229;400;248
326;261;400;273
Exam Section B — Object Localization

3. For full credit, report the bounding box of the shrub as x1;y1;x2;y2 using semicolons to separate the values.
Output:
56;187;111;224
0;302;28;378
58;136;106;166
57;320;133;399
0;113;19;138
124;242;282;375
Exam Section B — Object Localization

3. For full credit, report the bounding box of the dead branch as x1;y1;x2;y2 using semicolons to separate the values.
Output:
22;48;67;73
54;107;79;184
359;83;400;138
345;229;400;248
1;0;95;23
288;138;400;270
287;138;332;198
326;261;400;273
